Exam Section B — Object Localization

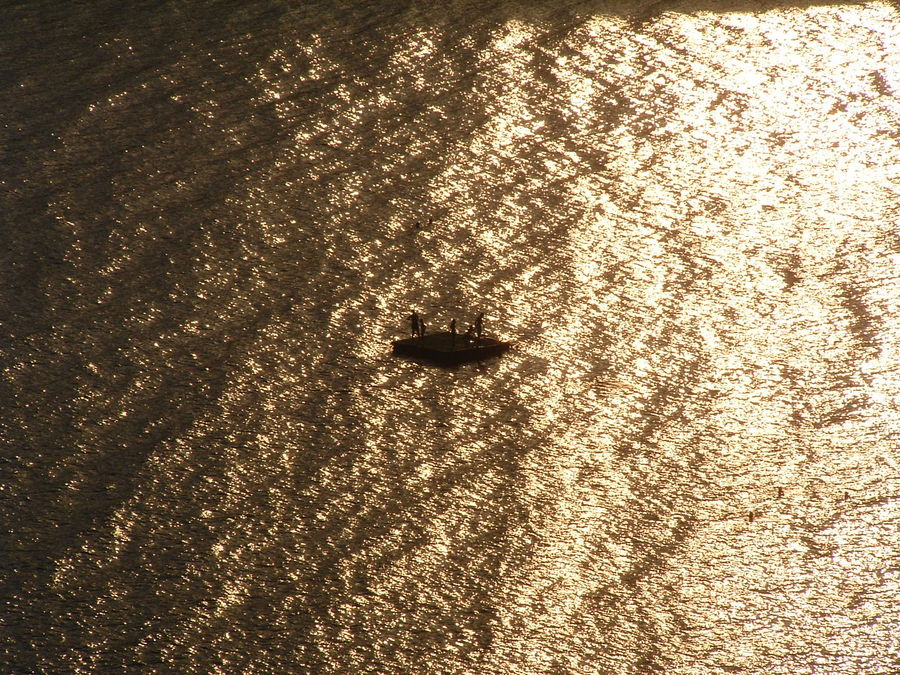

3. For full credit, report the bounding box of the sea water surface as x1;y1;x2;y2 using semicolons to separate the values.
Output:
2;0;899;672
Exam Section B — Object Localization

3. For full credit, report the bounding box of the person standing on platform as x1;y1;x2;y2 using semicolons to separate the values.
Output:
450;318;457;347
475;312;484;340
419;318;426;339
410;311;420;337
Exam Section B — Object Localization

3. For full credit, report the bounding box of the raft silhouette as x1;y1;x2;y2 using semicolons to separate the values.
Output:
392;331;511;365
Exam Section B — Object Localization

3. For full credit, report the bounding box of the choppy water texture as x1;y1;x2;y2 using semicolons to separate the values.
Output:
3;0;900;672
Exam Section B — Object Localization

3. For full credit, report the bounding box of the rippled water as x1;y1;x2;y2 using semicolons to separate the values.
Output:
3;0;899;672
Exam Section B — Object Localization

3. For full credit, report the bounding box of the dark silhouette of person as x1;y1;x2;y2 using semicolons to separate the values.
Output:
410;311;420;337
475;312;484;340
450;318;457;347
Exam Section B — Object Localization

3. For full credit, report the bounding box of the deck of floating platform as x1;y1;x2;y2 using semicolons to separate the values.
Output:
392;331;511;364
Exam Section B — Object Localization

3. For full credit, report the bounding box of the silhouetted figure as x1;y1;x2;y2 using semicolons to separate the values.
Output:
475;312;484;340
450;318;457;347
410;311;420;337
419;319;426;339
465;324;475;343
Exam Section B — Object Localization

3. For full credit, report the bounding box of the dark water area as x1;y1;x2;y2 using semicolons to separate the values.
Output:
2;1;899;672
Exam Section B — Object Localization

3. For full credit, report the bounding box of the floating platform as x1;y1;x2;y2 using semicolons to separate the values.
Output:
392;331;512;365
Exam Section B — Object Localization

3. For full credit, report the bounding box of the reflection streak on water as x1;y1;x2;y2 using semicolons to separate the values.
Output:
5;1;900;673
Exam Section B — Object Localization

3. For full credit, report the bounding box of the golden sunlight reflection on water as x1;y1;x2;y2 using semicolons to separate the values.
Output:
225;2;900;671
354;4;900;672
9;1;899;673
